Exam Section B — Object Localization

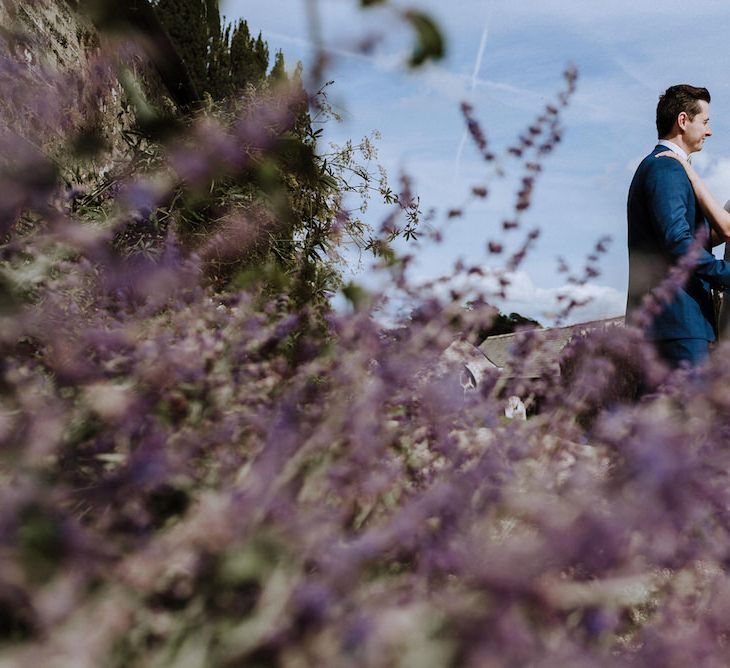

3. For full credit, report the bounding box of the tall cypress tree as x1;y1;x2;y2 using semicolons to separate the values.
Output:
154;1;275;100
253;33;269;81
204;0;220;39
228;19;252;92
207;22;229;99
228;20;269;93
269;50;288;85
154;0;208;96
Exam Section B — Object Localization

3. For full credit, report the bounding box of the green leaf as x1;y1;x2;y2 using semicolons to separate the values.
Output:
342;281;370;311
319;173;338;189
404;11;445;67
118;68;156;126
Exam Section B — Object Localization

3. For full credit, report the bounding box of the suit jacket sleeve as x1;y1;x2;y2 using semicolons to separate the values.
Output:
645;159;730;289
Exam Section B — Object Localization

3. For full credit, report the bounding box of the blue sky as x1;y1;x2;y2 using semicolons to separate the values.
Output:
221;0;730;325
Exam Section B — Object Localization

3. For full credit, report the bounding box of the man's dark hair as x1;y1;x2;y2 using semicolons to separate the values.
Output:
656;84;711;138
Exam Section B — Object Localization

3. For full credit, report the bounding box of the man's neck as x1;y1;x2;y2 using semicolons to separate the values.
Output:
659;135;691;157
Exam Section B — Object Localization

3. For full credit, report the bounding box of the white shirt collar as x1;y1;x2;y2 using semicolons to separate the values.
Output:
657;139;689;161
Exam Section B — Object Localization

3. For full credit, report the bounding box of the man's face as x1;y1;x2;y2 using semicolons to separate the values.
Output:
682;100;712;152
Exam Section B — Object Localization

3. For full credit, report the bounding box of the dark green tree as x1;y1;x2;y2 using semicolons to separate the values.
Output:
228;20;269;93
474;309;541;342
204;0;220;39
154;2;270;100
154;0;209;96
148;5;406;309
207;22;231;99
269;50;288;85
253;33;269;80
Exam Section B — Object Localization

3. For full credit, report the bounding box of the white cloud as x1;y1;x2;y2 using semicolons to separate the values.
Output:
479;271;625;325
699;155;730;207
403;269;625;326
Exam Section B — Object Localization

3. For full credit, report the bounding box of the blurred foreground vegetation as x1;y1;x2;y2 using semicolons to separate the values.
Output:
2;2;730;667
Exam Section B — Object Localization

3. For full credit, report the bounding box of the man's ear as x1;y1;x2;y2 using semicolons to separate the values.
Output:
677;111;689;131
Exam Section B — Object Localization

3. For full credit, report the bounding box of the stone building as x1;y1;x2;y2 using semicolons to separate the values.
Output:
432;317;625;417
478;316;625;380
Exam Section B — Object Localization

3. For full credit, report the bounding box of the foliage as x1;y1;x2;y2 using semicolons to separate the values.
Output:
358;0;445;69
153;0;277;100
124;3;406;307
76;78;399;309
3;2;730;667
153;0;211;95
467;301;542;342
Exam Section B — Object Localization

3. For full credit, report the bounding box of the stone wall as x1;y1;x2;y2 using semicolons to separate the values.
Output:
0;0;193;160
2;0;100;72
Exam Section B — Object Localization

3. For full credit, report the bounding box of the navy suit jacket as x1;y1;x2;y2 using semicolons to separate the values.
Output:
627;144;730;341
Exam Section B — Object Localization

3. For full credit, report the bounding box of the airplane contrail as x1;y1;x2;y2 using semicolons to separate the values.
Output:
454;16;490;183
470;19;491;94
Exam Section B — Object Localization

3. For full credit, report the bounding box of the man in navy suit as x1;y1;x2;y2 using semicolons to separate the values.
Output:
627;84;730;367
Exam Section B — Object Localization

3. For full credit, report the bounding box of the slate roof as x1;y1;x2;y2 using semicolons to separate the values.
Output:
477;316;625;378
439;339;500;388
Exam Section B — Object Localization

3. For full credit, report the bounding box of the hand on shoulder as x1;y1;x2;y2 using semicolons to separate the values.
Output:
652;150;690;178
656;149;688;166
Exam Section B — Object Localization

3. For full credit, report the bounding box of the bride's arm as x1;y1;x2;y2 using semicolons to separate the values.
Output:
657;150;730;245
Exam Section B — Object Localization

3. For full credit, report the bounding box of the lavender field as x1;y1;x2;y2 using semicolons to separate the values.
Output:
2;1;730;666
